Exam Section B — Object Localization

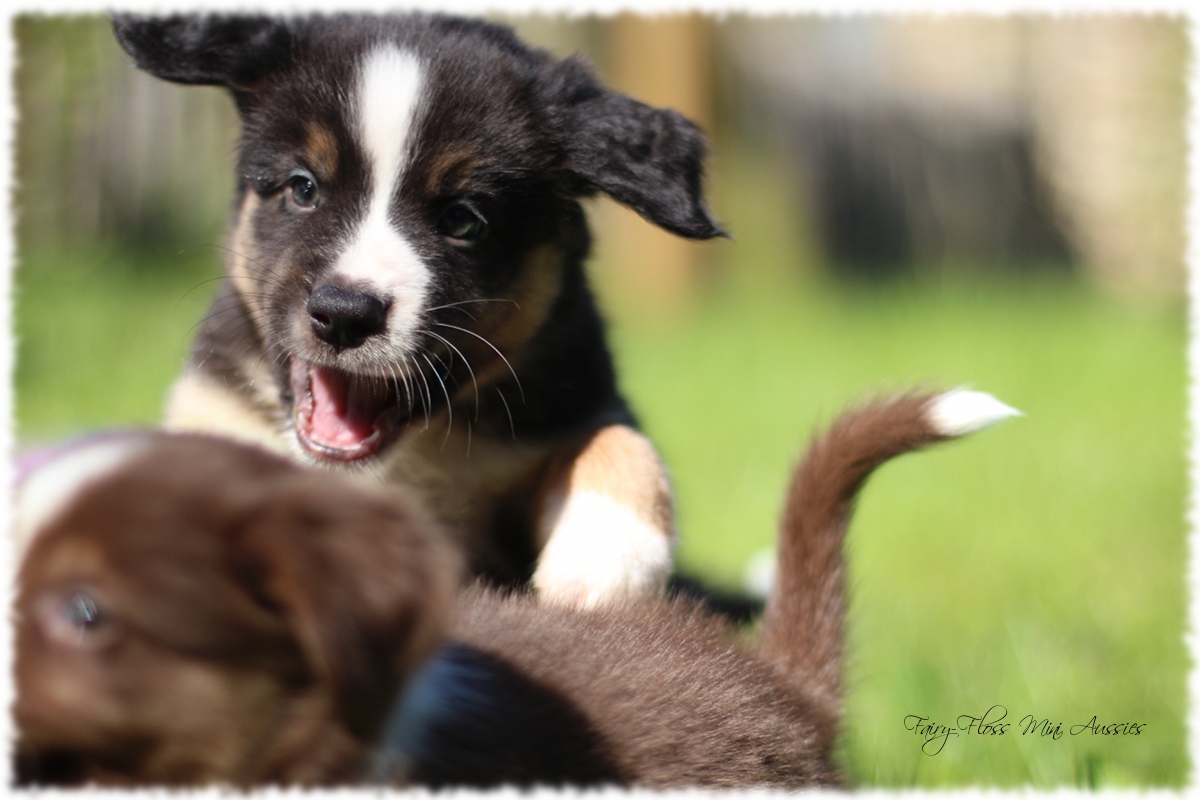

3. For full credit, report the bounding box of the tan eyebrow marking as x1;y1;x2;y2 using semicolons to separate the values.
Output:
425;150;480;195
304;121;340;180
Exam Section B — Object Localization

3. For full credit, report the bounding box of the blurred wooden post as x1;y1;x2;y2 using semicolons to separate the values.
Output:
599;14;716;317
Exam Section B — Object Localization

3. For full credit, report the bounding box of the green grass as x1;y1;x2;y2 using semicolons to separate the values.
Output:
607;274;1187;788
13;244;1188;788
15;244;221;440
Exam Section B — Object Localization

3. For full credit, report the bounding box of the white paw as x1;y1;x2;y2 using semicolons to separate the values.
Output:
533;490;673;608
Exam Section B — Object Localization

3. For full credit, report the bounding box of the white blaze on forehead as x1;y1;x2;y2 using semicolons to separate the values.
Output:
359;46;424;198
332;45;429;343
15;435;152;556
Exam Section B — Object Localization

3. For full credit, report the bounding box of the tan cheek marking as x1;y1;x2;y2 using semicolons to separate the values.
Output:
227;193;268;341
468;245;564;391
504;244;565;349
304;122;339;180
542;424;675;544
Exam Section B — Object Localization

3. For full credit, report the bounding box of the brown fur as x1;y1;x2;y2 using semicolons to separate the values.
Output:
15;392;980;787
15;435;460;786
422;589;839;787
761;392;944;709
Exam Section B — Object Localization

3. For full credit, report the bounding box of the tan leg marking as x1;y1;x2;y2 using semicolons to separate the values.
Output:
533;424;675;607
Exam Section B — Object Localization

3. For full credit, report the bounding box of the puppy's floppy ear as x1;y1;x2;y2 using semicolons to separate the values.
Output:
111;14;294;91
550;58;726;240
238;477;460;739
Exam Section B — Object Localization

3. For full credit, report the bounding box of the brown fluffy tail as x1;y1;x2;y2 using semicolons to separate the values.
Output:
757;389;1019;713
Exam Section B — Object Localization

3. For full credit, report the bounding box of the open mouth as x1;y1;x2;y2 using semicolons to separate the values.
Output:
290;361;402;463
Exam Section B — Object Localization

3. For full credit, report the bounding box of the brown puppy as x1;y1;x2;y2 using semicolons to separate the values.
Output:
14;434;460;785
14;390;1017;787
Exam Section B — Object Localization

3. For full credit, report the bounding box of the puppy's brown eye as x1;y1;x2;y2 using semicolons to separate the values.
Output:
437;202;486;242
286;172;320;210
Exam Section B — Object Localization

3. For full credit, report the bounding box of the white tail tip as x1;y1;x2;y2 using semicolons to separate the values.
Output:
926;389;1023;438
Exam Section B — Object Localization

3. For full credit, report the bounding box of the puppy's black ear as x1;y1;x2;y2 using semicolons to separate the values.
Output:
551;59;726;240
240;477;460;739
112;14;294;91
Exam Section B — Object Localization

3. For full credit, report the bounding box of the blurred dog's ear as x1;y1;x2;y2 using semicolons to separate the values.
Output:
112;14;294;92
238;478;460;738
548;58;726;241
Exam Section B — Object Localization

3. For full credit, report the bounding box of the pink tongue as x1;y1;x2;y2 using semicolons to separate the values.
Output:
307;366;384;450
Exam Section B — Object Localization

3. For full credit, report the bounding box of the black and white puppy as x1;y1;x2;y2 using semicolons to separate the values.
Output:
112;14;724;605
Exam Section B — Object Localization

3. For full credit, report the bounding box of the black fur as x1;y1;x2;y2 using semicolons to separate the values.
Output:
112;13;724;585
113;15;295;90
113;13;724;240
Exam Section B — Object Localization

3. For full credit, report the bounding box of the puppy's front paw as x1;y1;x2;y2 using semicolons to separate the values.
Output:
533;490;673;608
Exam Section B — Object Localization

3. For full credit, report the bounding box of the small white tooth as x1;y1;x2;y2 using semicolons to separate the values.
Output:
926;389;1023;437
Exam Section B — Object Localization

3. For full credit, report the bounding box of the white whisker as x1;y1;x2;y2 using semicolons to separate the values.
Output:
422;353;454;450
494;386;516;440
426;330;481;420
414;354;434;430
434;322;525;403
398;359;416;416
426;297;521;322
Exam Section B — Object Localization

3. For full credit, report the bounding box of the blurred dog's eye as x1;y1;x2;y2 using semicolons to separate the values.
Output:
437;202;487;242
38;590;115;648
64;593;102;631
286;171;320;210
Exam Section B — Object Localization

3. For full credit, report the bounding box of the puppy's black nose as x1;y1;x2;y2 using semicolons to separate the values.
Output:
307;285;389;349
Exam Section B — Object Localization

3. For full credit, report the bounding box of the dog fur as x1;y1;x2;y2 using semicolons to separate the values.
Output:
13;390;1017;787
111;13;724;606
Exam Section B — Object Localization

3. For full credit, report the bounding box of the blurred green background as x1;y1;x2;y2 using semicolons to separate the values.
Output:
13;14;1188;788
